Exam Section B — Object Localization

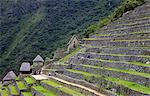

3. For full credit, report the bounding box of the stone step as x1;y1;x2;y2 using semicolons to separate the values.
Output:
62;69;150;96
69;64;150;87
69;57;150;73
96;24;150;34
31;85;57;96
83;39;150;47
100;20;150;31
41;79;86;96
8;85;19;96
85;46;150;56
90;31;150;41
76;52;150;63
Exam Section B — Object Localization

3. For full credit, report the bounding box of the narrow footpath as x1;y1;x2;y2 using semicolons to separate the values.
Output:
42;74;106;96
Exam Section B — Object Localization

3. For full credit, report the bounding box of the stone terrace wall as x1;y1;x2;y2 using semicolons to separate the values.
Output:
69;57;150;73
62;71;149;96
71;65;150;87
85;47;150;56
76;53;150;63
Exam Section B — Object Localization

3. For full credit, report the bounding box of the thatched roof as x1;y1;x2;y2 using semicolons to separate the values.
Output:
33;55;44;62
20;62;31;72
67;35;79;45
3;71;17;81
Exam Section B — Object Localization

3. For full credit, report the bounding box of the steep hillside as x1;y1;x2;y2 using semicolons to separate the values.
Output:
0;0;122;78
43;1;150;96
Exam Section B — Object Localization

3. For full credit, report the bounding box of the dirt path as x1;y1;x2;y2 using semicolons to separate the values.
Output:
42;74;106;96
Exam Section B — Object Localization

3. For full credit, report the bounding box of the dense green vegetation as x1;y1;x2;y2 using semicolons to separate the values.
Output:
84;0;145;37
0;0;122;79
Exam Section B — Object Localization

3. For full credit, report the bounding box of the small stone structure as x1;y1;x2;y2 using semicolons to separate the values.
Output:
20;62;31;76
2;71;17;85
32;55;44;75
53;48;66;60
67;35;80;53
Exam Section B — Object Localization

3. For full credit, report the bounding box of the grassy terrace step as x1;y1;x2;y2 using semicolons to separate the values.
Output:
24;76;36;85
82;44;150;50
92;32;150;40
79;52;150;59
42;80;85;96
81;64;150;78
32;86;57;96
77;52;150;64
83;38;150;42
16;81;27;90
95;26;150;35
69;57;150;74
67;69;150;95
0;88;9;96
93;30;150;37
85;47;150;56
102;19;150;29
86;58;150;67
83;40;150;48
110;16;150;26
58;48;84;64
96;23;150;32
100;21;150;31
8;85;19;95
21;92;32;96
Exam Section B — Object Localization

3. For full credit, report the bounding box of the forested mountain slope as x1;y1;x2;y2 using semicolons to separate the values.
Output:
0;0;122;79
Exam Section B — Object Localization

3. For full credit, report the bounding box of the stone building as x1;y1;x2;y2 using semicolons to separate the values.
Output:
20;62;31;75
67;35;80;53
2;71;17;85
53;48;66;60
32;55;44;75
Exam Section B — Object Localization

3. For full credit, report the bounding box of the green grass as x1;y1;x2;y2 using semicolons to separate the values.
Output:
0;88;9;96
17;81;26;90
21;92;32;96
32;86;57;96
59;48;81;64
24;77;36;84
67;69;150;94
82;57;150;67
9;85;19;95
128;61;150;67
42;80;85;96
15;76;20;81
82;64;150;78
